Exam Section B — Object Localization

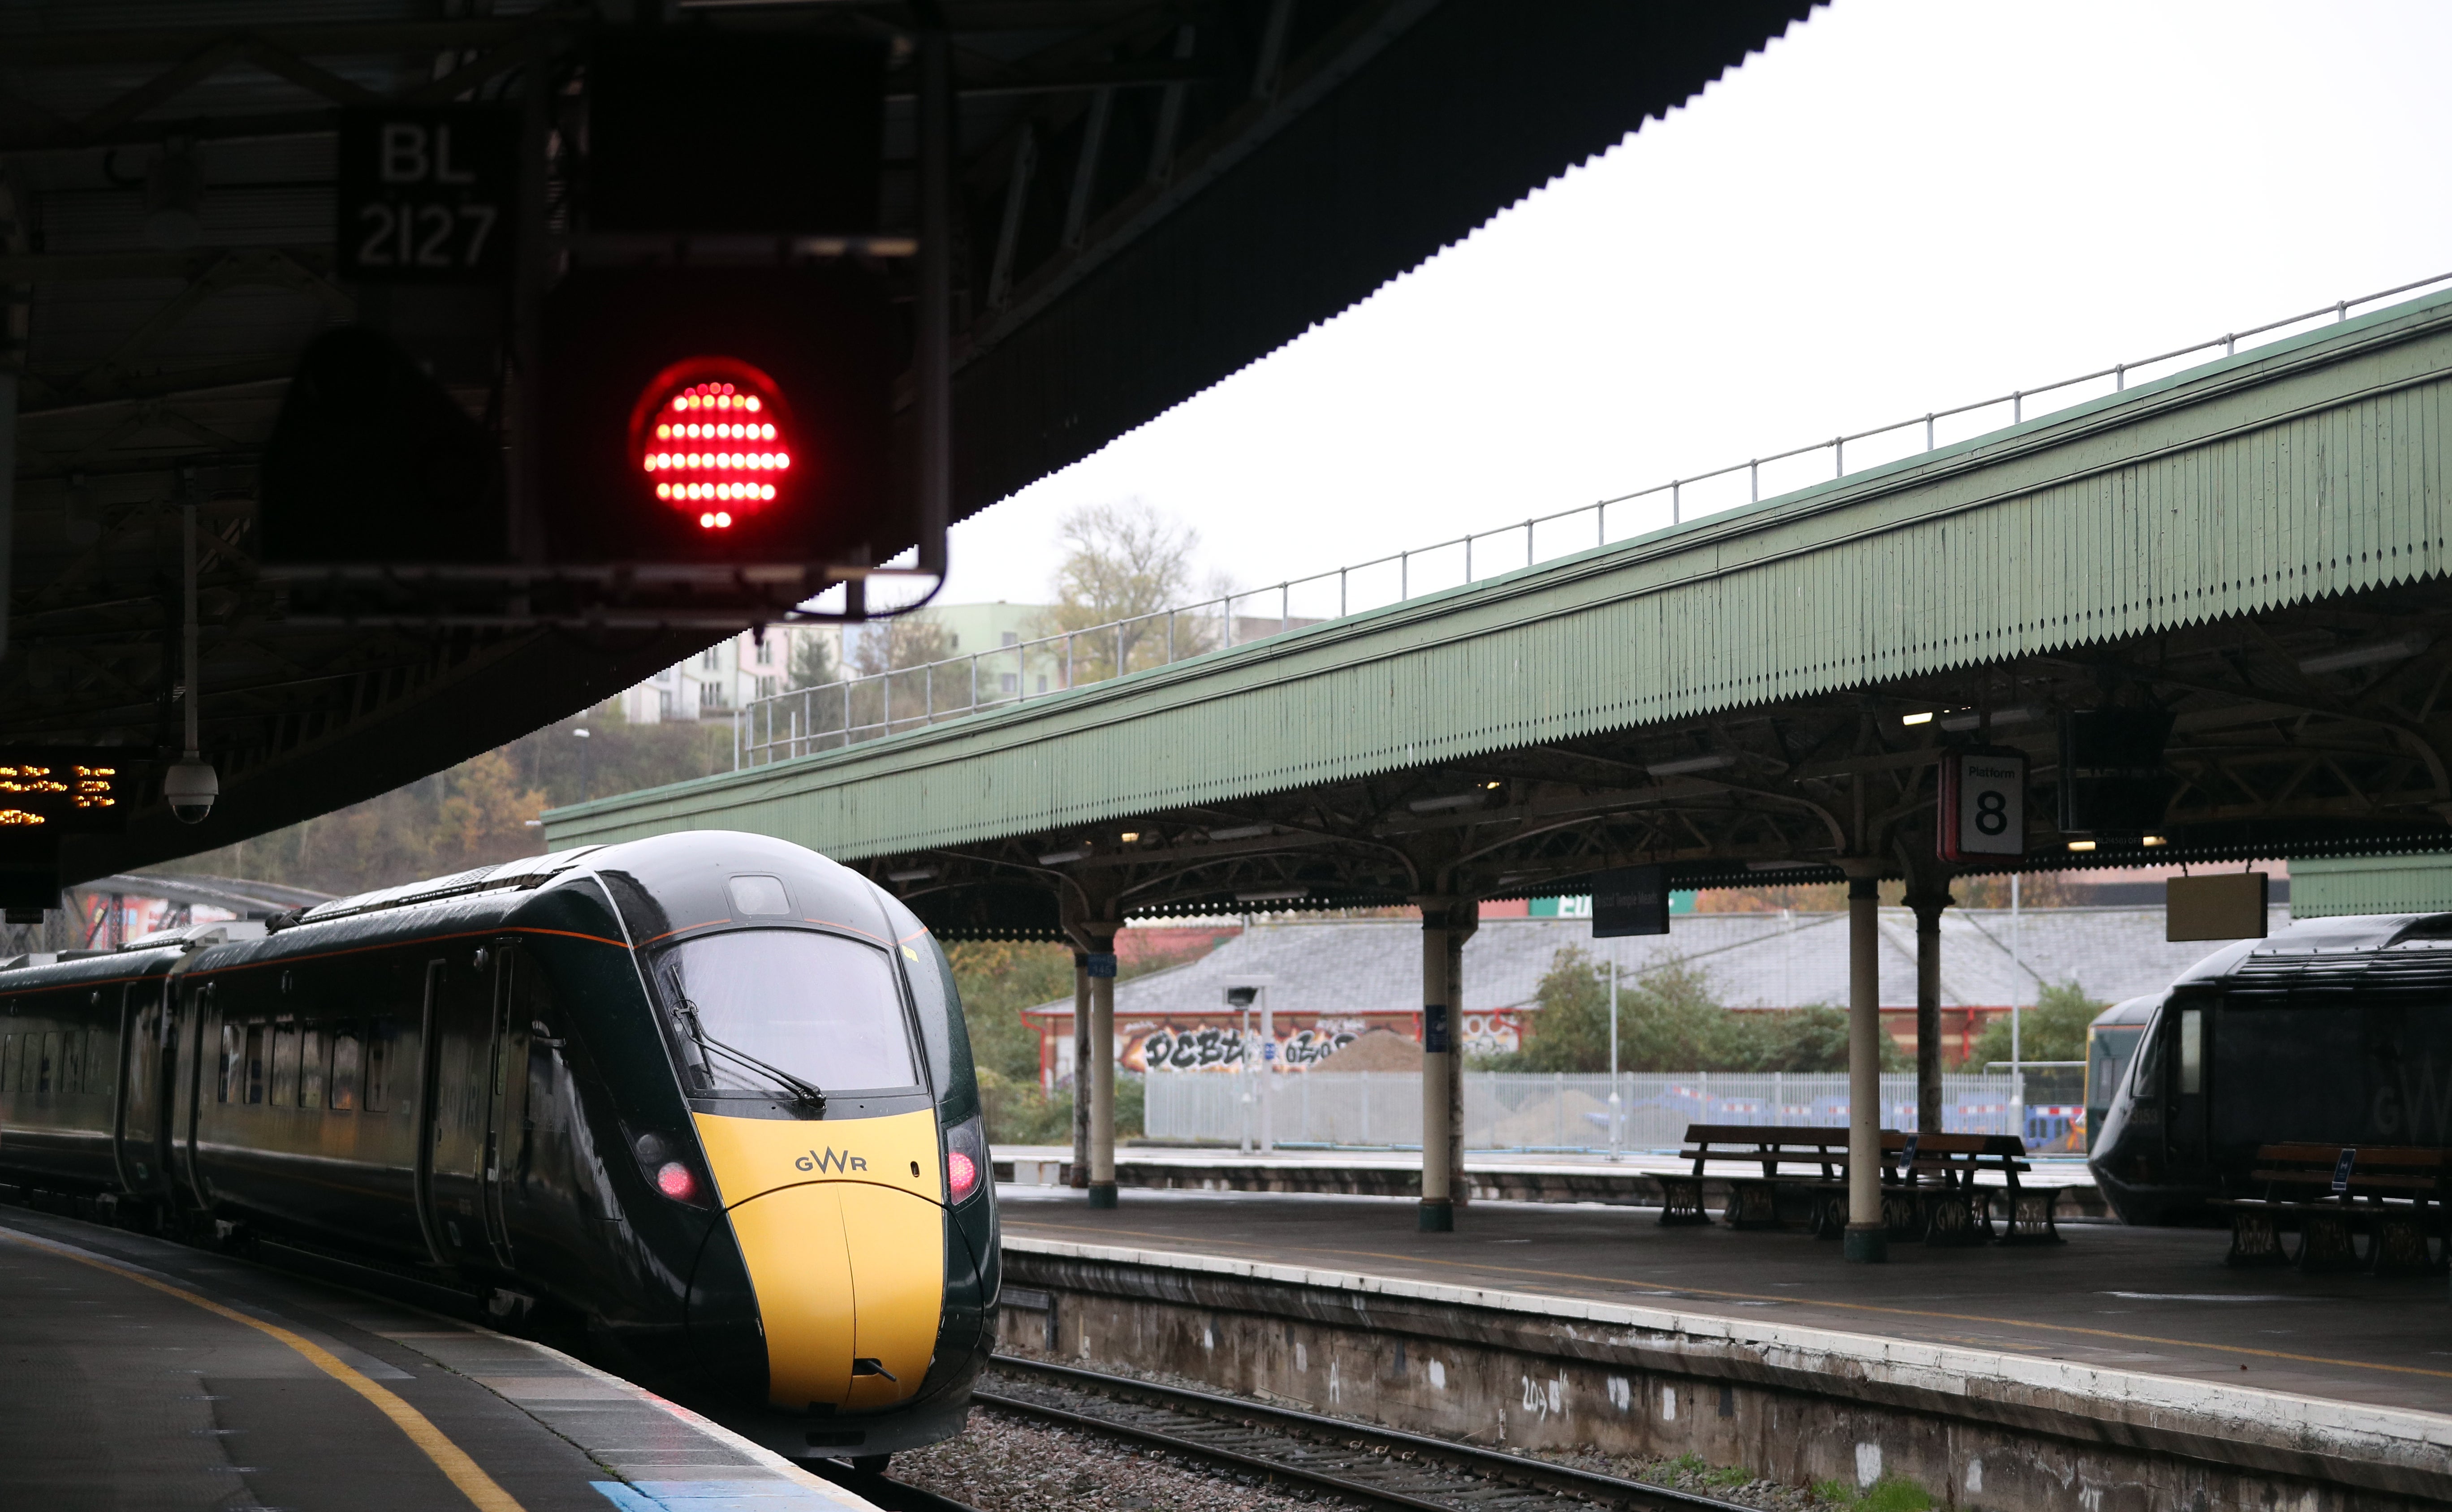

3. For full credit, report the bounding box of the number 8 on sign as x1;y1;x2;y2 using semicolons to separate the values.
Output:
1939;749;2027;861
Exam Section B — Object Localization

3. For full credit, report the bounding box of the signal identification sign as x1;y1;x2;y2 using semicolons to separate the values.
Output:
1939;748;2027;862
337;108;518;283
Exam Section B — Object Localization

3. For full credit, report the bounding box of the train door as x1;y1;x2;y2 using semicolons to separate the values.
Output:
113;978;172;1195
416;955;493;1267
2166;1003;2211;1179
477;942;530;1269
173;977;216;1214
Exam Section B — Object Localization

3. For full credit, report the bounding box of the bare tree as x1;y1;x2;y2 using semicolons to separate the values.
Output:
1035;500;1216;679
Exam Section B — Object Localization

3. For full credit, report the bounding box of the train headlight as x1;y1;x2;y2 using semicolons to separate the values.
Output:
943;1113;986;1204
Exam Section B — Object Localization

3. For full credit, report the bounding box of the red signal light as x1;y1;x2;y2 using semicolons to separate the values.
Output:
630;360;799;531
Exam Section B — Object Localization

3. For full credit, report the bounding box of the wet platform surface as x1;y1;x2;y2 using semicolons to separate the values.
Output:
0;1206;874;1512
997;1183;2452;1417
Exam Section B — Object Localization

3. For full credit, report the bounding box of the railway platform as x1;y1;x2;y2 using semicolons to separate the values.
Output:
0;1205;876;1512
993;1143;2111;1218
994;1182;2452;1508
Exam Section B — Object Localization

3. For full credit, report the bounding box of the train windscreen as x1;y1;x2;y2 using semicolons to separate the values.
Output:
655;929;919;1097
2088;1026;2141;1109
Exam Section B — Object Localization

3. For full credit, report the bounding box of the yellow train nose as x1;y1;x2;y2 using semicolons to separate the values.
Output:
694;1109;946;1411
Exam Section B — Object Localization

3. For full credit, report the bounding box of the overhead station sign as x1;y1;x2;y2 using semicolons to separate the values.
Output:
1939;747;2028;862
0;753;134;831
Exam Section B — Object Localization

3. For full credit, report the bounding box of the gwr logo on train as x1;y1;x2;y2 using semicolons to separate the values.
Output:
794;1147;869;1174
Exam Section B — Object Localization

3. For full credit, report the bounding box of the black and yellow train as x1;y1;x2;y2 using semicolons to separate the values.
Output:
0;831;997;1463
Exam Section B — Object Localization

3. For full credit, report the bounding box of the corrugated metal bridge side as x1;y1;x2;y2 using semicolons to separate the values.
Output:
546;293;2452;861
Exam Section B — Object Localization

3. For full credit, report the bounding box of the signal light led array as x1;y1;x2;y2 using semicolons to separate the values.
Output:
630;372;799;531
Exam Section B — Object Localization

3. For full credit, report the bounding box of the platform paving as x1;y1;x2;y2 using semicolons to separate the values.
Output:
994;1181;2452;1417
0;1206;876;1512
994;1142;2111;1216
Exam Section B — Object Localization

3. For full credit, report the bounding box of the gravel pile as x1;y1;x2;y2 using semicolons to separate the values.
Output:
893;1407;1323;1512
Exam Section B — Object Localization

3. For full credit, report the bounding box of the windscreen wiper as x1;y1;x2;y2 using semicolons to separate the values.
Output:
676;997;826;1110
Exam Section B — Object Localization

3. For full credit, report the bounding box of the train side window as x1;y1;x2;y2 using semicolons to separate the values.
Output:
218;1022;242;1103
365;1018;393;1113
2177;1009;2203;1096
330;1024;362;1111
299;1025;326;1109
270;1022;301;1107
244;1024;267;1105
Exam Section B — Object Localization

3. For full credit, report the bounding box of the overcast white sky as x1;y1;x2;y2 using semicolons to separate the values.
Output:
931;0;2452;611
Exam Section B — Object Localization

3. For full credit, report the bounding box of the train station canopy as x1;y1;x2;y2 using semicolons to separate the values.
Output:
0;0;1815;896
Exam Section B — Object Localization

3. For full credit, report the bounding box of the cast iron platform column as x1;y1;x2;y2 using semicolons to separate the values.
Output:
1844;868;1887;1263
1415;897;1456;1232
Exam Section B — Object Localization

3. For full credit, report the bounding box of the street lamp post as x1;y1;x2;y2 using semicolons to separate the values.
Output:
1604;956;1622;1159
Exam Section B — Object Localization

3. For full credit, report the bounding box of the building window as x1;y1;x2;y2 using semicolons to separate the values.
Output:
1000;673;1018;694
757;675;777;699
1036;675;1048;693
701;648;722;671
657;689;675;719
1002;631;1020;647
700;682;728;711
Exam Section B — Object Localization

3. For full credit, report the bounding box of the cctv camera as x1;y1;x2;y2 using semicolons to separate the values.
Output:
165;757;218;825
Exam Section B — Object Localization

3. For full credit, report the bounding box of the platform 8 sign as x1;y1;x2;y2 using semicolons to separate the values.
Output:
337;108;518;282
1940;748;2027;861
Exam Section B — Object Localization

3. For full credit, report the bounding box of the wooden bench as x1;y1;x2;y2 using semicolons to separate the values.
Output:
1666;1125;2058;1245
1662;1125;1853;1231
2211;1144;2446;1275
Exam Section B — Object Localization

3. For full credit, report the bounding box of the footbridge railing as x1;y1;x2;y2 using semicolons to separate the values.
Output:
735;267;2452;770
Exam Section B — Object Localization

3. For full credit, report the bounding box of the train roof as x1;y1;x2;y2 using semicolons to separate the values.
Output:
2169;911;2452;997
2091;990;2165;1027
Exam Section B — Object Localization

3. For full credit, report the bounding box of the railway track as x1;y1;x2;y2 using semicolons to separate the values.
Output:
968;1355;1755;1512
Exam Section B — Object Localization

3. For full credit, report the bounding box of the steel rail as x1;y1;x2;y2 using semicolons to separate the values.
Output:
978;1355;1755;1512
736;266;2452;769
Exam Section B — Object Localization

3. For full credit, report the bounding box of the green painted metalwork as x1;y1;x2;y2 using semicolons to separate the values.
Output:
2290;853;2452;918
549;291;2452;862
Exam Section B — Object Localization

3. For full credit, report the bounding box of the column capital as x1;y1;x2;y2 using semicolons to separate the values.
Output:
1064;918;1120;953
1902;883;1954;917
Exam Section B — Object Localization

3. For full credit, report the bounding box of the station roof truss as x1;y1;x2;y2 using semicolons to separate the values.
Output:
548;290;2452;939
0;0;1816;891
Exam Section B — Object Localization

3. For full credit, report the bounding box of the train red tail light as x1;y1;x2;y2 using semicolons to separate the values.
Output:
941;1113;986;1204
656;1160;699;1201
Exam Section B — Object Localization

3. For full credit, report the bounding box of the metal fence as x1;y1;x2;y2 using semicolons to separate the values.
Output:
737;268;2452;769
1144;1070;2087;1154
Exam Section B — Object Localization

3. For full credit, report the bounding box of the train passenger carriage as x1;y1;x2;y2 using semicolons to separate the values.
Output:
2090;911;2452;1227
0;831;996;1465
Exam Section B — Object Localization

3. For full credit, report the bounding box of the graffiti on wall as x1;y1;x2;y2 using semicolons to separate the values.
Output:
1127;1024;1362;1073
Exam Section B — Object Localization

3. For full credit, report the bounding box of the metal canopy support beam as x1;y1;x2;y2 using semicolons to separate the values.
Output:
1416;896;1455;1232
1069;949;1092;1187
1079;920;1120;1208
1446;906;1476;1209
915;5;954;580
1844;870;1887;1263
1908;885;1949;1135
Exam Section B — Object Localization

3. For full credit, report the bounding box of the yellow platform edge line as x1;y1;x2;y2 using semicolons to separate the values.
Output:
0;1228;526;1512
